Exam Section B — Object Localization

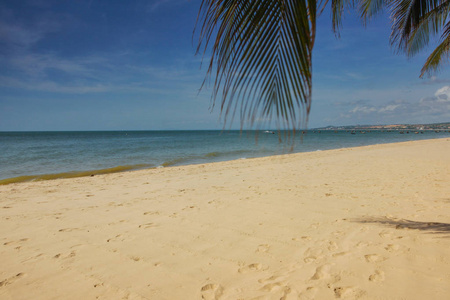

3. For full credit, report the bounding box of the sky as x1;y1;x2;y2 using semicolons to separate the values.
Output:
0;0;449;131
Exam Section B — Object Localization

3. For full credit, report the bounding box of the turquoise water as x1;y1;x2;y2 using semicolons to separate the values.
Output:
1;130;449;183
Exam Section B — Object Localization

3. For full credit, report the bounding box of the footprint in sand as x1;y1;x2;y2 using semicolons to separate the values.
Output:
21;253;44;263
3;238;29;246
129;256;141;262
0;273;26;287
107;220;127;226
304;256;317;263
93;283;104;288
332;251;349;258
258;275;281;284
201;283;223;300
238;263;263;274
58;228;82;232
182;206;196;211
311;264;331;280
333;286;356;299
385;244;400;252
143;211;160;216
261;281;282;292
53;251;76;259
364;254;386;263
260;281;292;298
304;247;323;262
138;223;158;229
107;234;124;243
355;241;370;249
369;270;385;282
256;244;270;253
328;241;338;251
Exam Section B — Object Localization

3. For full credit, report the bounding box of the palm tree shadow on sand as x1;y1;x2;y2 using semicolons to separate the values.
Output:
351;217;450;237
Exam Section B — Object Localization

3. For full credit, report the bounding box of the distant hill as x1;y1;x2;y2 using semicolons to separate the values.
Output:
316;122;450;131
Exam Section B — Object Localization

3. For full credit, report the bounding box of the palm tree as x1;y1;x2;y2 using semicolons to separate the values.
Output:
195;0;450;133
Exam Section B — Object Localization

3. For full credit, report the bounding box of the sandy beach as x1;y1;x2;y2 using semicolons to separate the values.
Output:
1;138;449;300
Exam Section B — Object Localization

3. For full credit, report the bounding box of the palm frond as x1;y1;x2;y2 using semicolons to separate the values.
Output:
196;0;317;133
420;20;450;76
406;1;450;56
358;0;386;22
389;0;448;51
330;0;386;33
331;0;355;34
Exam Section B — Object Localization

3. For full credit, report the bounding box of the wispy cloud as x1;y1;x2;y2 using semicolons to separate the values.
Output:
0;4;198;94
0;49;204;95
0;3;203;95
0;23;43;48
0;8;63;52
378;104;400;113
420;76;450;85
0;75;110;93
343;86;450;123
344;72;369;81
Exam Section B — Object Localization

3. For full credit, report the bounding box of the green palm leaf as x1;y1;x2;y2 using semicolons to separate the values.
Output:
389;0;447;49
421;21;450;75
388;0;450;75
196;0;316;133
405;1;450;56
358;0;385;20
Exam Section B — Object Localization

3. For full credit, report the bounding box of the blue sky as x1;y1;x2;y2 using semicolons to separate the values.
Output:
1;0;449;131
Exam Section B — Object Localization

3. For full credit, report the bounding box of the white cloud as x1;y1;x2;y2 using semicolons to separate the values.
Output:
434;86;450;101
420;86;450;107
378;104;400;113
350;106;377;113
349;103;400;114
335;85;450;125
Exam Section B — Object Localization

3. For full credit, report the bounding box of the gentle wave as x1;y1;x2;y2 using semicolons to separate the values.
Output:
160;149;254;168
1;149;255;184
204;152;220;158
161;158;188;167
0;164;154;185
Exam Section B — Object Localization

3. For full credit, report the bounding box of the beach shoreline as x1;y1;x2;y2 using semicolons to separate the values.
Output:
1;135;449;186
1;138;449;299
2;130;450;185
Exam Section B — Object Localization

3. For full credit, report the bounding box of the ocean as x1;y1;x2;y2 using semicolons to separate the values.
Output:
1;130;449;184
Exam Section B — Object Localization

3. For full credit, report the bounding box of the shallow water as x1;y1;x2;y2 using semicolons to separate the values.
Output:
1;130;449;183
